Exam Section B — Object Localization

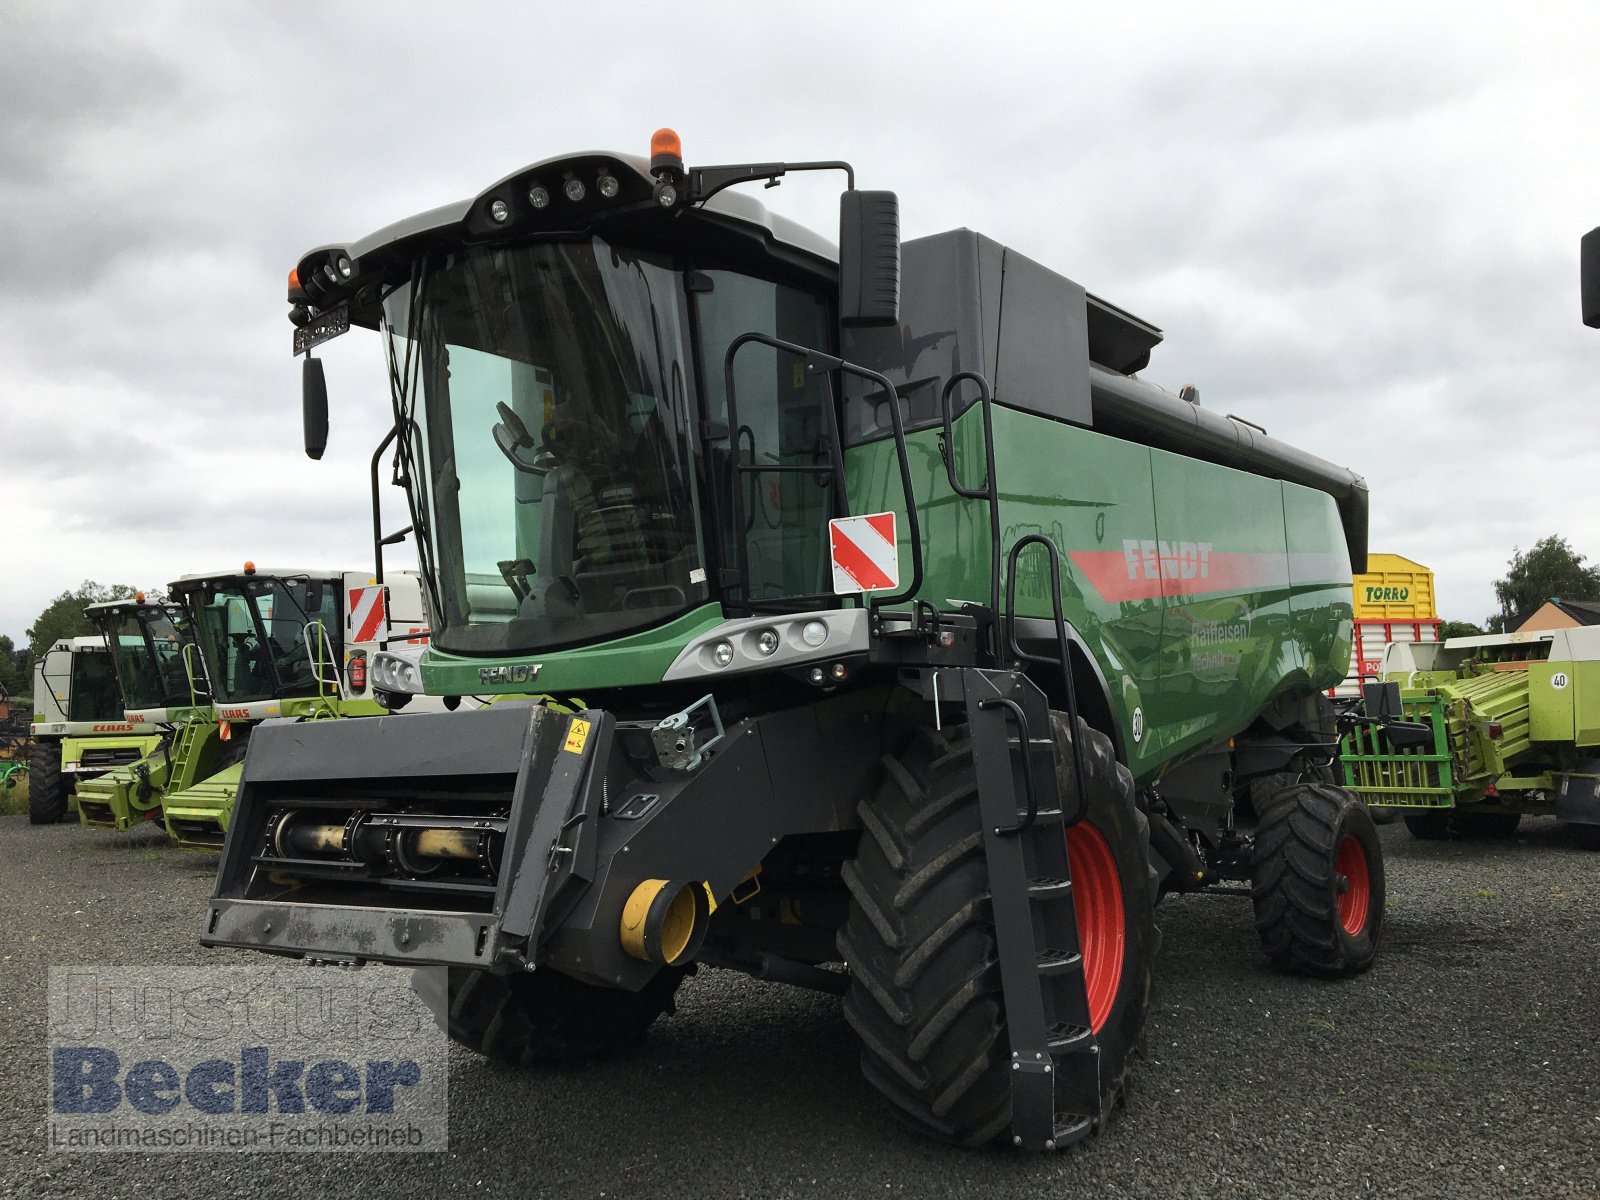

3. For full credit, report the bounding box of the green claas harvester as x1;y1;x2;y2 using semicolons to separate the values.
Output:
159;564;429;849
29;635;161;825
1340;629;1600;848
204;131;1380;1151
73;594;219;832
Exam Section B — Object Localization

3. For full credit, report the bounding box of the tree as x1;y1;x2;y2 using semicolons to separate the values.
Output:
0;635;25;697
1487;536;1600;632
1438;619;1483;640
25;581;140;659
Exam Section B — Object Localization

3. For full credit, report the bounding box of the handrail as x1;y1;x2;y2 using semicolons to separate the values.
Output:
301;620;341;700
939;371;1002;638
370;423;401;586
977;695;1040;835
1004;535;1090;825
722;332;925;611
181;642;211;707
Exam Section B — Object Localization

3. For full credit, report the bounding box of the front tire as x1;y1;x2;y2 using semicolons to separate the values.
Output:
838;715;1157;1146
417;965;689;1066
1251;782;1383;976
27;742;67;825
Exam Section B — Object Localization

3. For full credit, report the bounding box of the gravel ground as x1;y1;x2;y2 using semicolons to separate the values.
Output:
1;813;1596;1199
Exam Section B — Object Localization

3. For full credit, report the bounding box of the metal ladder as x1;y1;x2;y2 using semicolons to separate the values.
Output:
933;372;1103;1149
928;666;1096;1150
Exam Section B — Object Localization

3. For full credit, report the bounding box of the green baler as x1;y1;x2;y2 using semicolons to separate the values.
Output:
1340;627;1600;847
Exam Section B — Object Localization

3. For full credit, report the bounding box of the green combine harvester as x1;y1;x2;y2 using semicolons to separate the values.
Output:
205;130;1380;1152
73;595;221;831
28;635;161;825
157;564;433;849
1341;628;1600;848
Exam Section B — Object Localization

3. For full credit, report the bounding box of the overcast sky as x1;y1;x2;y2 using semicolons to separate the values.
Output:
4;1;1599;645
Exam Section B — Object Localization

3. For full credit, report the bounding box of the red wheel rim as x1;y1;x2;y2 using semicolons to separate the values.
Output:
1334;835;1371;936
1065;821;1125;1033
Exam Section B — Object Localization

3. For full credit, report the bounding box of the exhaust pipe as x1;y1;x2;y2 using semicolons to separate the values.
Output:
619;879;709;965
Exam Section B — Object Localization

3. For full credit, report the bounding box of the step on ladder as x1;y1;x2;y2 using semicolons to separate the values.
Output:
948;666;1100;1151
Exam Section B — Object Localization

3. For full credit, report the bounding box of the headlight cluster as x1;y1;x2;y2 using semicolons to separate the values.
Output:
470;157;646;238
371;650;423;696
698;616;839;674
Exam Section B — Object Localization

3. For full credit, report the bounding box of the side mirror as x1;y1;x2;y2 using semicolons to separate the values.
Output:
1583;227;1600;328
839;190;901;328
303;357;329;460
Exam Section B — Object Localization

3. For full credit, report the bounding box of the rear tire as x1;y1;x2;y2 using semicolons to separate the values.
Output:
27;742;67;825
838;716;1157;1146
1570;823;1600;851
418;965;689;1066
1251;782;1383;976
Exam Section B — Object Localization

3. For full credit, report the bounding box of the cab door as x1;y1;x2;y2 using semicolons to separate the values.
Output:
693;269;840;609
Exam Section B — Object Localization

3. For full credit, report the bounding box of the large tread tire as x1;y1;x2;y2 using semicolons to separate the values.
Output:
1251;781;1383;977
838;715;1157;1147
1569;823;1600;852
417;965;689;1066
27;742;67;825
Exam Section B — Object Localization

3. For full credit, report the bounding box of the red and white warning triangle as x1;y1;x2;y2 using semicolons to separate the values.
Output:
829;512;900;594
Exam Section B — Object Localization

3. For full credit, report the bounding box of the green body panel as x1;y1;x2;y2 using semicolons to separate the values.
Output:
75;718;225;832
59;733;164;773
845;408;1353;782
407;403;1352;782
163;762;244;850
1341;648;1600;812
420;604;727;697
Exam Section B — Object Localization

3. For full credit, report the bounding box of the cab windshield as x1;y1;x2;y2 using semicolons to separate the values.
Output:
383;238;838;655
68;650;122;722
187;578;340;703
102;607;195;711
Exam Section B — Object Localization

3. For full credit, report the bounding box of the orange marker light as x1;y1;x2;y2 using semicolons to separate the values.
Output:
651;128;684;175
135;591;146;603
288;267;300;291
243;561;256;576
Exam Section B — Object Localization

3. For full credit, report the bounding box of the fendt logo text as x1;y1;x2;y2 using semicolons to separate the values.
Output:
1122;540;1214;581
478;663;540;685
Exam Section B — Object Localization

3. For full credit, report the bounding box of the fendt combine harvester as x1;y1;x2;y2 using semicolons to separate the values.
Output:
159;565;428;849
29;636;159;825
205;132;1381;1151
72;595;218;832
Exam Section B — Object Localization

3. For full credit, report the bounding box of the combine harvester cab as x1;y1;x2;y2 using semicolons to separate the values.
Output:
73;595;217;831
161;565;429;849
29;636;160;825
207;133;1379;1152
1341;628;1600;848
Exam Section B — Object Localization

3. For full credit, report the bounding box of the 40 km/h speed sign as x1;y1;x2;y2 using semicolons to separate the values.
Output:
829;513;899;594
